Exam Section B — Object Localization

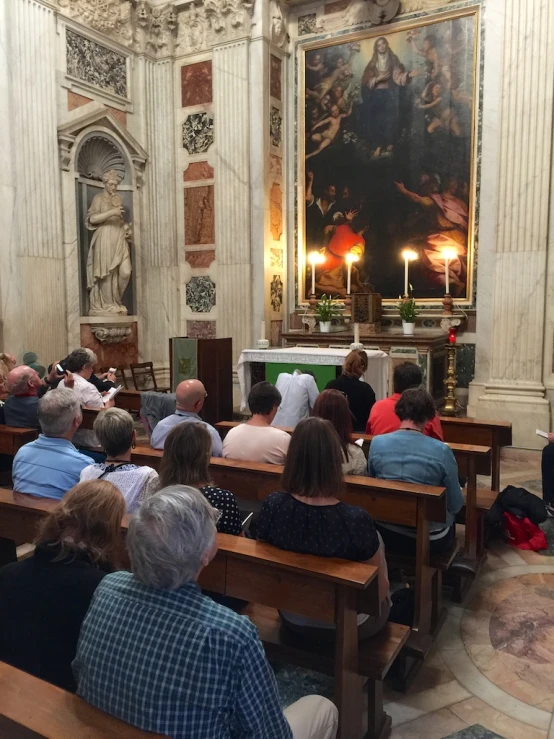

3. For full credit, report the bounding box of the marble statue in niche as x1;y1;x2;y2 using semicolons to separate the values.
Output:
86;169;132;315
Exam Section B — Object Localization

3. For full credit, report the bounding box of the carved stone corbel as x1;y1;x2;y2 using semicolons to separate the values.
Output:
131;155;147;189
58;133;76;171
91;326;132;344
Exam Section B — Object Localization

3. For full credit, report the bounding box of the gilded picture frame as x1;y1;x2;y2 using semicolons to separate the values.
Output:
297;6;480;305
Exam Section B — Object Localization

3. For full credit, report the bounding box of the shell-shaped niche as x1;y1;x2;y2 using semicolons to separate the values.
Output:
77;135;126;182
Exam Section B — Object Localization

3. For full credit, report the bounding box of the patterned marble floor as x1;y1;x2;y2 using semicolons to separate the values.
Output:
275;448;554;739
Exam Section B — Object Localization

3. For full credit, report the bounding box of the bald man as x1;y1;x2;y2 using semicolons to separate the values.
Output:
4;366;43;428
150;379;222;456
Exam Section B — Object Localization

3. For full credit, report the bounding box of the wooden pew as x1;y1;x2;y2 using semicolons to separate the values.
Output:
0;425;38;455
214;421;491;563
440;416;512;491
0;489;409;739
115;389;142;413
132;446;446;644
0;661;163;738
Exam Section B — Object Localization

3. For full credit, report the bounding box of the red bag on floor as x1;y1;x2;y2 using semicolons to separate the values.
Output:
502;511;548;551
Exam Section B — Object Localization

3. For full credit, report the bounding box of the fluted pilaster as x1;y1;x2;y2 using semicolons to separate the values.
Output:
213;39;253;362
137;57;180;364
0;0;66;359
472;0;554;444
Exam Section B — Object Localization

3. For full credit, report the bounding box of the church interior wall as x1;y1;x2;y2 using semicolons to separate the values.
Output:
1;0;553;445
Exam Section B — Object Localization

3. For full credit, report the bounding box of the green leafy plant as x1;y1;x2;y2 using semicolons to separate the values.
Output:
398;297;418;323
314;294;342;322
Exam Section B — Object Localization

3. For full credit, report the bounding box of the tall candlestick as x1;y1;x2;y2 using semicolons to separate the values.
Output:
308;251;322;296
354;323;360;345
401;249;418;296
260;320;266;342
441;248;457;296
345;252;359;296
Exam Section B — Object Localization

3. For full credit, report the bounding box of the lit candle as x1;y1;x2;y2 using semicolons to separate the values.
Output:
354;323;360;344
308;251;322;296
448;327;457;345
345;252;359;295
260;320;266;342
401;249;418;296
442;248;457;296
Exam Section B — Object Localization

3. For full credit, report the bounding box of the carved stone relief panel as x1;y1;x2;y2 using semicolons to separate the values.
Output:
176;0;255;55
270;107;282;148
186;276;216;313
66;29;127;97
182;112;214;154
271;275;284;312
298;13;317;36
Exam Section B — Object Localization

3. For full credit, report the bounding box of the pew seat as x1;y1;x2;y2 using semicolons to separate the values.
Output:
0;660;163;738
0;425;38;455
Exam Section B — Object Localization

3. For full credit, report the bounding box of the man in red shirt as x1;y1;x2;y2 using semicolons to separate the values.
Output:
366;362;444;440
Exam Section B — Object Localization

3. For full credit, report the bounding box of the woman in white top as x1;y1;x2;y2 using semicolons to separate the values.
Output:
312;389;368;476
80;408;158;512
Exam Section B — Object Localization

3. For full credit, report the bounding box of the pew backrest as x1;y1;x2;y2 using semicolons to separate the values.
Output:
0;425;38;455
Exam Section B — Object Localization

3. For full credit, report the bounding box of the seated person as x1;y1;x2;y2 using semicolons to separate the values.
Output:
0;352;17;400
313;389;367;476
12;389;92;499
150;379;222;456
541;434;554;516
0;480;124;692
223;382;291;464
325;350;376;432
3;365;43;428
60;348;115;459
255;417;389;639
369;388;464;555
366;361;444;440
80;408;159;513
73;486;338;739
54;356;116;393
272;369;319;427
159;422;242;535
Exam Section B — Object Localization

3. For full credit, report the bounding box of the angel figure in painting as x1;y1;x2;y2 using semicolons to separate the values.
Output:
86;169;132;316
306;102;353;160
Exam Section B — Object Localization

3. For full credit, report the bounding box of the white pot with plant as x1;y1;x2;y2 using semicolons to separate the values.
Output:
398;297;418;336
315;294;341;333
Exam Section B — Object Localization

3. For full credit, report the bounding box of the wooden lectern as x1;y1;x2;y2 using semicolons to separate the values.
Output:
169;338;233;426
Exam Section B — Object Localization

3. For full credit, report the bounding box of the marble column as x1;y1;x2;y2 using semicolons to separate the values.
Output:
133;57;180;371
468;0;554;446
213;39;253;362
0;0;66;361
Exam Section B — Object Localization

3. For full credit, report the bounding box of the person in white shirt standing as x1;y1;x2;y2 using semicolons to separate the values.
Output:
272;369;319;428
60;348;115;460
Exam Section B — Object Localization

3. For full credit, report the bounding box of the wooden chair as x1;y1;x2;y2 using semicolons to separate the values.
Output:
130;362;170;393
0;661;164;738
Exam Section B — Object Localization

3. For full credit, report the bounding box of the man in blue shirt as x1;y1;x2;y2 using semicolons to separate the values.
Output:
74;487;338;739
369;387;464;556
150;379;222;455
12;389;91;499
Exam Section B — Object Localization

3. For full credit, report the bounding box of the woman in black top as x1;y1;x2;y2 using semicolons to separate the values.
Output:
0;480;125;691
159;422;242;536
325;349;376;432
255;416;390;638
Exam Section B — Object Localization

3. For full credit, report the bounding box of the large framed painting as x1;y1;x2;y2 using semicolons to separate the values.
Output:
298;7;480;304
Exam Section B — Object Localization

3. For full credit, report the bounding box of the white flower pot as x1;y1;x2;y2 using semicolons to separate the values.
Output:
319;321;332;333
402;321;415;336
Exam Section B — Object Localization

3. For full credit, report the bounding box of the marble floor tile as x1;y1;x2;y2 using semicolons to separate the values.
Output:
386;680;472;728
444;726;505;739
449;697;548;739
389;707;468;739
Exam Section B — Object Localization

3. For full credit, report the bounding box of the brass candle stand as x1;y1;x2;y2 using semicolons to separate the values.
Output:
442;342;458;416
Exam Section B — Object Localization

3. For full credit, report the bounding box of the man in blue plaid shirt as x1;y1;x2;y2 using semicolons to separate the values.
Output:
73;486;338;739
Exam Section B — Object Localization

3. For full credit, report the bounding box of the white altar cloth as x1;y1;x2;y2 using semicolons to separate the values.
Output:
237;347;389;411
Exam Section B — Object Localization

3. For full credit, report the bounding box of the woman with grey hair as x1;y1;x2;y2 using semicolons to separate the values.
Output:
80;407;159;512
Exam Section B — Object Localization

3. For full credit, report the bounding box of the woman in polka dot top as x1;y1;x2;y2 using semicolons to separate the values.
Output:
159;422;242;536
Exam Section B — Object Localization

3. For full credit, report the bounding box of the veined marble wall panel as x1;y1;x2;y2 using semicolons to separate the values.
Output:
21;257;67;360
213;40;252;359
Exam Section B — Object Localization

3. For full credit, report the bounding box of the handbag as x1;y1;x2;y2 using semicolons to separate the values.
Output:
502;511;547;551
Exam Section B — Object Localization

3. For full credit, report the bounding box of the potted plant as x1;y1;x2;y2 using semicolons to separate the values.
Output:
398;297;418;336
314;294;341;333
